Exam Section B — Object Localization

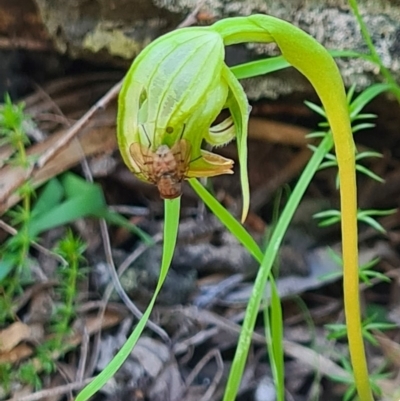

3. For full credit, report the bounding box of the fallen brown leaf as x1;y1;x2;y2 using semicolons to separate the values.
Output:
0;322;33;353
0;308;125;366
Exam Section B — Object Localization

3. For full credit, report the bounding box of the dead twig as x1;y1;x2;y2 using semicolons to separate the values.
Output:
175;307;350;379
4;377;94;401
0;37;52;52
0;220;67;266
98;219;170;342
76;326;89;382
35;80;122;169
183;349;224;401
0;119;117;215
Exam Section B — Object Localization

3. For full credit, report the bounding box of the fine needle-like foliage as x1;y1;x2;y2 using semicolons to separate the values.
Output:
77;13;369;401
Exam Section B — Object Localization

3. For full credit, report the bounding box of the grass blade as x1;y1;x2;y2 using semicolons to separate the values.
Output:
75;197;181;401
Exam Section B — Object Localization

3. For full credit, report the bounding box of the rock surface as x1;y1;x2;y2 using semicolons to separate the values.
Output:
31;0;400;98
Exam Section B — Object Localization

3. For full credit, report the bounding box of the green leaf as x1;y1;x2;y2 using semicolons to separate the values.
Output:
76;198;181;401
28;174;106;236
349;83;393;119
306;131;327;139
265;279;284;401
352;113;376;121
352;123;375;133
355;151;383;160
229;50;373;82
355;165;384;183
304;100;326;117
231;55;290;80
328;49;375;62
0;257;15;282
318;161;338;170
189;178;263;262
358;215;386;233
31;178;64;217
223;65;251;222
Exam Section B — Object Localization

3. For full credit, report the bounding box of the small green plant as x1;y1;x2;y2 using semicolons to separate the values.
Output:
0;230;87;393
0;94;32;165
0;363;12;394
20;231;87;389
0;95;35;322
322;251;390;286
16;361;42;390
53;233;85;321
0;97;148;394
307;83;397;244
329;357;390;401
326;316;396;346
307;83;391;186
315;208;397;233
49;230;86;350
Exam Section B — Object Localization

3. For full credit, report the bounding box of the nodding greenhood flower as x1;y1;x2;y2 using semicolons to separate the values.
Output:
117;26;250;205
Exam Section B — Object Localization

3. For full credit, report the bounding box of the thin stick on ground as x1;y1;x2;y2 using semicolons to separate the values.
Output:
0;220;67;266
3;377;94;401
98;219;170;343
35;80;123;169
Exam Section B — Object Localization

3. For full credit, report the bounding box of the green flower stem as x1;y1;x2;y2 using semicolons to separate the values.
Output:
213;15;371;401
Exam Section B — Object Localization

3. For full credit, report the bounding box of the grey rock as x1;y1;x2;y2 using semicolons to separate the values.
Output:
33;0;400;97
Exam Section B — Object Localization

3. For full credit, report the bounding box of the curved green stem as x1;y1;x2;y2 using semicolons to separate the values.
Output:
213;15;371;401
